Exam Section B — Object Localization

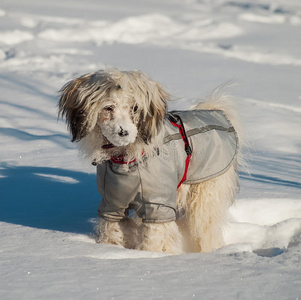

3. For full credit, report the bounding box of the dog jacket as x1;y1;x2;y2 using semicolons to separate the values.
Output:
96;110;238;223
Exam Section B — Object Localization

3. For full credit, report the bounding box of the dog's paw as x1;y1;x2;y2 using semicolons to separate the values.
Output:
94;218;138;249
94;219;124;246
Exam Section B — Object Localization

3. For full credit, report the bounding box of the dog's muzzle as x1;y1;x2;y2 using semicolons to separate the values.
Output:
118;126;129;137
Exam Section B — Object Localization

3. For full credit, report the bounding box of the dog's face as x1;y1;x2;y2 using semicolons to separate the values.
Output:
58;69;169;147
97;86;139;147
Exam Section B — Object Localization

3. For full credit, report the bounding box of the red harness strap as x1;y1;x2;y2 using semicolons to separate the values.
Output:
178;153;191;189
169;115;192;189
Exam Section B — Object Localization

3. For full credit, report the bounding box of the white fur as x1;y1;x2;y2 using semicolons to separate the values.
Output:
59;68;243;254
100;114;138;147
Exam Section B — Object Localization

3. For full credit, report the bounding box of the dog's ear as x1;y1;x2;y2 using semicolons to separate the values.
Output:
58;72;111;142
58;75;90;142
138;77;169;144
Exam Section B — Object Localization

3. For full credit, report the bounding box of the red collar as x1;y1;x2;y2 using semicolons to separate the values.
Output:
110;150;146;165
110;155;137;164
101;143;134;164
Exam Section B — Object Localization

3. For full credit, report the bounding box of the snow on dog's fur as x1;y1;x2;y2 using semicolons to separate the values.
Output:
59;68;243;254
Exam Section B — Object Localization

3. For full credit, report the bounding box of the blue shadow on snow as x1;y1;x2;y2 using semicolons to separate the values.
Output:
240;171;301;189
0;164;101;234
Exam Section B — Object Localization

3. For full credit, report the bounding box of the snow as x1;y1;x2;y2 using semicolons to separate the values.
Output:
0;0;301;299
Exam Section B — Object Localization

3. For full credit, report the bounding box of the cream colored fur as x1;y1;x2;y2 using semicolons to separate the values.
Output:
95;217;138;249
177;165;238;253
138;222;183;254
59;68;243;254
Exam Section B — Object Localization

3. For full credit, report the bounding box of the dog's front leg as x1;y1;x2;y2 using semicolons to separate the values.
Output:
138;221;183;254
95;219;124;246
95;218;138;249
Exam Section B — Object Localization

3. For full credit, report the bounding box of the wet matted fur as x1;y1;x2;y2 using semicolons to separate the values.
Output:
59;68;243;254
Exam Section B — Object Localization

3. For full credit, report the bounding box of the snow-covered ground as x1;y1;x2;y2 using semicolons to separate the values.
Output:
0;0;301;299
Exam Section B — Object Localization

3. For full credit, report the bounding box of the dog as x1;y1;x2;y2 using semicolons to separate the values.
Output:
58;68;243;254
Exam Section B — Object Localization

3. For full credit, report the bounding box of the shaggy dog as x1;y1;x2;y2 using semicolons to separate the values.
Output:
59;68;243;254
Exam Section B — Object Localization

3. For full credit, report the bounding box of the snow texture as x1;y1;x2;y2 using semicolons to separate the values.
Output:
0;0;301;299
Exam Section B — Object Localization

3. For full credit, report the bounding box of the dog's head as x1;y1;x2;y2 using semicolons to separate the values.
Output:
58;68;169;147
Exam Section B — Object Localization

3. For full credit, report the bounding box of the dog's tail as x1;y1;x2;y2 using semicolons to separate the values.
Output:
193;84;244;148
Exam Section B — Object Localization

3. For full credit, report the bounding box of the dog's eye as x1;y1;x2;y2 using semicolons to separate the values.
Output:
104;105;115;112
132;105;138;113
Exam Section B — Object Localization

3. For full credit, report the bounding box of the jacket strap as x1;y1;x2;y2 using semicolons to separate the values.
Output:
167;113;192;188
167;113;192;155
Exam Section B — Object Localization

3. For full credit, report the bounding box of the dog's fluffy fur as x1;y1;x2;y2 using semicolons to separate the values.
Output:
59;68;243;254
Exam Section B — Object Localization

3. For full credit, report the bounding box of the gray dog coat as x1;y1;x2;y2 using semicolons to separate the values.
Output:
96;110;238;223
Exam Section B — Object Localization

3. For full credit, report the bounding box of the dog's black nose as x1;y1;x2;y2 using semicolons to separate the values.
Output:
118;127;129;137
